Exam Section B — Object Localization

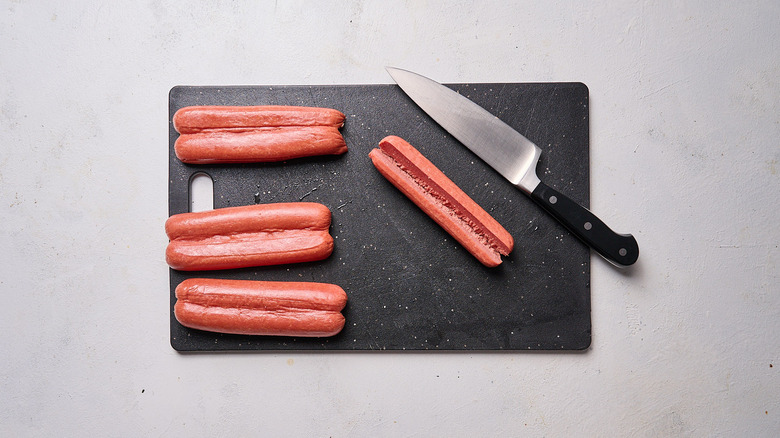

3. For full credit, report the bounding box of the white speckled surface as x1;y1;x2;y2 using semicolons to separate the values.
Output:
1;1;778;436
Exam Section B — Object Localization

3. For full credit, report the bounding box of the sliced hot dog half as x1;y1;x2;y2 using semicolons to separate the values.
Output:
369;135;514;267
173;105;346;134
172;105;347;164
165;202;334;271
174;278;347;337
174;126;347;164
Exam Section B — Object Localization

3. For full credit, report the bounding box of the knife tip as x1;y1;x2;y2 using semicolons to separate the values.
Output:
385;66;400;82
385;66;417;78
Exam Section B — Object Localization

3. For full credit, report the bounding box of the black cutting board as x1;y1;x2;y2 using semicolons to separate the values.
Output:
168;82;590;351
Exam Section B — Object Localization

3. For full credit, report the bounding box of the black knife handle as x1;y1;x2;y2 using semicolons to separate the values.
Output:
531;182;639;266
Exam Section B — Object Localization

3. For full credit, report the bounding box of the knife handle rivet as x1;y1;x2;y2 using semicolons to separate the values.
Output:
584;222;592;231
619;248;627;256
549;196;557;204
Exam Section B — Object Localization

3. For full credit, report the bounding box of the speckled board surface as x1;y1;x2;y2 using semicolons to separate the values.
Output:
168;83;590;351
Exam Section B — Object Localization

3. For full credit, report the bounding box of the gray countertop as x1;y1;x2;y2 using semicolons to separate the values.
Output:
2;1;778;436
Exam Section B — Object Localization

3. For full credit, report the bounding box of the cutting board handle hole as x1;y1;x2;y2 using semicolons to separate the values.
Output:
189;172;214;212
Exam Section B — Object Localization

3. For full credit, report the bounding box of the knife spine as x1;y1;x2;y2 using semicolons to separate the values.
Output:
369;135;514;267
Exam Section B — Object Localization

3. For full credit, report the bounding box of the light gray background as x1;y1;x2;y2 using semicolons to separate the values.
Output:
2;1;778;436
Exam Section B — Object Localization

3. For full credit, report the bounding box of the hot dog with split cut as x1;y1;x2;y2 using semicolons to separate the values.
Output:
174;278;347;337
369;135;514;267
172;105;347;164
165;202;334;271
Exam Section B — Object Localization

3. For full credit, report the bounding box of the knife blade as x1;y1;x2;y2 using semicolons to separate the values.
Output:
386;67;639;267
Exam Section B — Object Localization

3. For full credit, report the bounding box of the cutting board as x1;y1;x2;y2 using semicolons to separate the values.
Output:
168;82;591;351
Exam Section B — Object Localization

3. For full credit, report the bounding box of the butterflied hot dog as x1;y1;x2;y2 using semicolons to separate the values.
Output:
174;278;347;337
165;202;334;271
369;135;514;267
172;105;347;163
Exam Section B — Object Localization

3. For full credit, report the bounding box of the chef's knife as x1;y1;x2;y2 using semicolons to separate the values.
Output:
386;67;639;267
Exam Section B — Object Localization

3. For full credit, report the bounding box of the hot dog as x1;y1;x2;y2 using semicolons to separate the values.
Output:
174;278;347;337
369;135;514;267
171;105;347;163
165;202;334;271
174;126;347;164
172;105;346;134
